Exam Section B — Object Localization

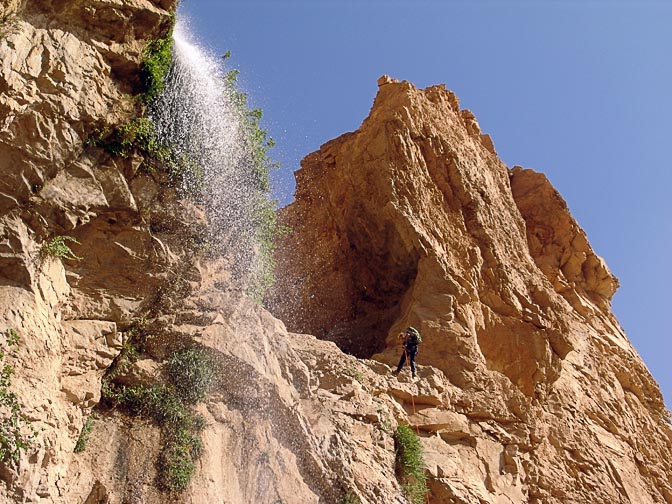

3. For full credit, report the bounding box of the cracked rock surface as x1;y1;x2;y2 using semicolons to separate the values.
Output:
269;77;672;503
1;1;671;501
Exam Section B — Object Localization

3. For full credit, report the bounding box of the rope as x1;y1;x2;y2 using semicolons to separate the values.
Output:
403;346;421;435
403;346;431;504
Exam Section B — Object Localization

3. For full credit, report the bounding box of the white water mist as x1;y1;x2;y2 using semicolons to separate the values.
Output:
149;19;271;280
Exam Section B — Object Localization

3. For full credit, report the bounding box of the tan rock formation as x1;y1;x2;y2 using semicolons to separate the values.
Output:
269;78;672;502
0;0;181;500
1;0;671;501
1;2;474;502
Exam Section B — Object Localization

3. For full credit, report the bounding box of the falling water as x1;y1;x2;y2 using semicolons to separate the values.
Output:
149;19;268;280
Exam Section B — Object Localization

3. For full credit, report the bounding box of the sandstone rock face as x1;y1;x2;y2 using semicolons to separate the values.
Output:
0;1;180;501
270;77;672;502
64;268;444;504
0;2;494;502
2;1;671;502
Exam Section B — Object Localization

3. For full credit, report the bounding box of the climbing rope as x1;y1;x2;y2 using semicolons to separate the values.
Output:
403;347;431;504
403;346;421;434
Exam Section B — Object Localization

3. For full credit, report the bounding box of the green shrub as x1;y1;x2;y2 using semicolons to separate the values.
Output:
102;339;212;493
394;424;429;504
159;442;194;492
108;118;158;158
344;366;364;383
340;491;361;504
224;67;278;197
103;382;205;493
141;35;173;103
0;329;34;466
108;384;182;425
90;118;168;160
167;348;215;404
123;318;152;358
89;118;204;194
40;235;82;261
247;204;290;302
101;319;152;385
74;414;95;453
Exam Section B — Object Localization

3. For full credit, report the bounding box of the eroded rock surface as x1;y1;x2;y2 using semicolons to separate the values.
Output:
269;76;672;503
1;0;671;501
0;0;181;501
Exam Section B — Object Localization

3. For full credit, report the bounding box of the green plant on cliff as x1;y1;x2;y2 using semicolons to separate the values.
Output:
167;348;215;404
102;327;213;493
394;424;429;504
344;365;364;384
0;329;34;467
247;206;291;303
74;413;95;453
40;235;82;261
90;118;161;159
89;117;202;191
140;22;174;103
223;64;278;196
339;491;361;504
100;317;152;390
103;381;205;492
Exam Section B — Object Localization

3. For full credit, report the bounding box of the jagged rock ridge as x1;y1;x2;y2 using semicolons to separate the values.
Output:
269;75;672;502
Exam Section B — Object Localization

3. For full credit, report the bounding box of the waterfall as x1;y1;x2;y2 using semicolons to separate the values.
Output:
149;19;270;282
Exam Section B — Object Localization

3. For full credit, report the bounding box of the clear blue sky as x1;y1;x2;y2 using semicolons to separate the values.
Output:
179;1;671;407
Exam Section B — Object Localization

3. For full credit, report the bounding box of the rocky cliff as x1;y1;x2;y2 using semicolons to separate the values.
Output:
269;75;672;502
0;2;671;503
0;0;180;500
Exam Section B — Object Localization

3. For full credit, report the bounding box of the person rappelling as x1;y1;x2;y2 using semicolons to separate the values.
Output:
392;326;422;378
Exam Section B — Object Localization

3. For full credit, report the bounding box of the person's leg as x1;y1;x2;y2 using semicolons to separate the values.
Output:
395;351;407;373
409;347;418;377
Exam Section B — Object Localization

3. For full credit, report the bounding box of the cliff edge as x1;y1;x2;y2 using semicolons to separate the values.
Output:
269;76;672;503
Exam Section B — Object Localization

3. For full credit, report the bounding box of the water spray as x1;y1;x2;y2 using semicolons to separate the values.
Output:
149;19;275;291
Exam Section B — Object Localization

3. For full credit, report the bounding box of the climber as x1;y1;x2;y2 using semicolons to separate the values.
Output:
392;327;422;378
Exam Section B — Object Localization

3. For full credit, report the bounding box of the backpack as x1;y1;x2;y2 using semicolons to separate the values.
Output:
407;327;422;344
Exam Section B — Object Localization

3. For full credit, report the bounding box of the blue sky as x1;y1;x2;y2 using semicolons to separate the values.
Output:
179;1;671;407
